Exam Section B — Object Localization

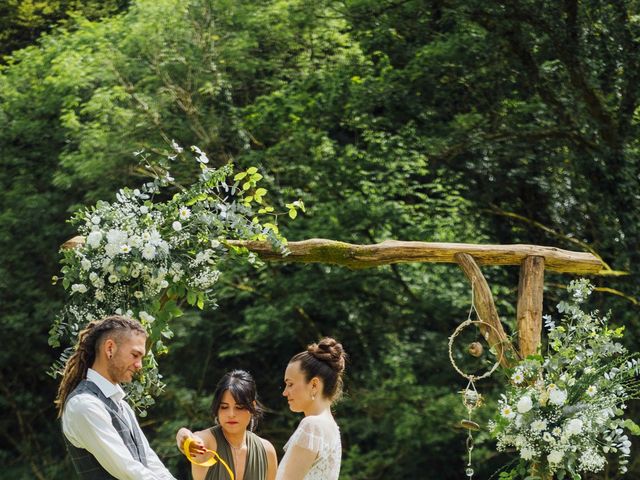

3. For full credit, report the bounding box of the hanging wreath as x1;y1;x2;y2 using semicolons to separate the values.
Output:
48;142;303;412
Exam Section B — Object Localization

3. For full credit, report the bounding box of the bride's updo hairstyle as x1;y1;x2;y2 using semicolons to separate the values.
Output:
290;337;347;402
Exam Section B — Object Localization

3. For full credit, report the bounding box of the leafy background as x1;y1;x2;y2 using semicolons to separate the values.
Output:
1;1;639;479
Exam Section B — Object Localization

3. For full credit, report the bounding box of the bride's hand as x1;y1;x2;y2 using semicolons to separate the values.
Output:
176;427;207;456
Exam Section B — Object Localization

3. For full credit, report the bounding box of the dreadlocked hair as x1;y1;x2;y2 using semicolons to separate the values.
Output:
54;315;147;417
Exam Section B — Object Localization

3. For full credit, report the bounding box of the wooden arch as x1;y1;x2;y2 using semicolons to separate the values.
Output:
63;236;610;367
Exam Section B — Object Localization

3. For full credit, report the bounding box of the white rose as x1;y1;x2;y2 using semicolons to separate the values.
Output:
517;396;533;414
172;221;182;231
80;258;91;271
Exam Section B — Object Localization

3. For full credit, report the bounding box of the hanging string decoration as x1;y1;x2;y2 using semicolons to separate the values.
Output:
448;284;504;479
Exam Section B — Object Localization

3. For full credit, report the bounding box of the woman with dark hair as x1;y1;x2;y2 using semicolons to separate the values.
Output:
276;337;347;480
176;370;277;480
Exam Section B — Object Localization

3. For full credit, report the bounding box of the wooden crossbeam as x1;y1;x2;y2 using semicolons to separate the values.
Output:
226;239;606;274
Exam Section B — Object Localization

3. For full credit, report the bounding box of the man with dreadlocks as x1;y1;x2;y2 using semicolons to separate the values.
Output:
55;315;176;479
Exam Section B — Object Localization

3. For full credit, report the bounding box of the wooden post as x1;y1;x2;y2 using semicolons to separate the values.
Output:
517;256;545;358
454;253;519;367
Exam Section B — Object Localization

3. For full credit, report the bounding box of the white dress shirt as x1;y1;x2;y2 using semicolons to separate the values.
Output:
62;369;176;480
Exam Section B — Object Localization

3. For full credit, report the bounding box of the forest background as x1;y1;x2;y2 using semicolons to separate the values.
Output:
1;1;639;479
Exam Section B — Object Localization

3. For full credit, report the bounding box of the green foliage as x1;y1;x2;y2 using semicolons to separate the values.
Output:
1;0;640;479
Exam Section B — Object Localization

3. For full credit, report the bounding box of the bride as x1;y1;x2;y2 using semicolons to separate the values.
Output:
276;338;347;480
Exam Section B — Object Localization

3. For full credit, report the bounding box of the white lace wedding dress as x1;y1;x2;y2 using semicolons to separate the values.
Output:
276;413;342;480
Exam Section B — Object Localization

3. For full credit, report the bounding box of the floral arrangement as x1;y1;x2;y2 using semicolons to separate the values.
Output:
490;279;640;479
49;142;303;411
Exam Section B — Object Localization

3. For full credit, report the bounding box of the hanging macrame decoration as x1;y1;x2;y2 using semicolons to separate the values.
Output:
448;286;503;479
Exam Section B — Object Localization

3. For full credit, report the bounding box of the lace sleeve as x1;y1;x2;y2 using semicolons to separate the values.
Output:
287;417;324;453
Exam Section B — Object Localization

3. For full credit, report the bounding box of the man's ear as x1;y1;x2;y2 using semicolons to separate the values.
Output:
103;338;117;359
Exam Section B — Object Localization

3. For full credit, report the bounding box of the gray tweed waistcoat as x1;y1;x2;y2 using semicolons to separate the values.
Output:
63;379;148;479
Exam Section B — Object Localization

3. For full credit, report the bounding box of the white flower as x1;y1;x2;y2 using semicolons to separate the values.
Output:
71;284;88;294
95;290;105;302
501;405;516;419
531;419;547;432
129;235;143;249
142;244;157;260
210;240;221;248
549;388;567;406
191;145;209;164
179;207;191;220
171;139;183;153
172;221;182;231
511;371;525;384
139;311;155;324
548;450;564;464
517;396;533;413
120;244;131;254
140;205;149;214
86;231;103;248
80;258;91;271
149;230;163;245
106;228;128;246
586;385;597;397
108;274;119;283
520;447;536;460
134;291;144;299
566;418;583;436
543;432;554;443
159;280;169;289
552;427;562;437
91;215;101;225
584;366;594;374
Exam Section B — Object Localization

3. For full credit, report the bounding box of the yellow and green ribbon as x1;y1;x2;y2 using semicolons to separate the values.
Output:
182;437;235;480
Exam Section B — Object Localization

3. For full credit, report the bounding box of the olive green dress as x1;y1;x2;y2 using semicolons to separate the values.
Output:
204;425;268;480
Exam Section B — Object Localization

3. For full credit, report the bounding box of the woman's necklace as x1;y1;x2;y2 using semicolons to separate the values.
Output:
223;431;247;468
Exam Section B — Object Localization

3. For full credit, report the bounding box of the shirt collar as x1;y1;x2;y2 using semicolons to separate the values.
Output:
87;368;126;403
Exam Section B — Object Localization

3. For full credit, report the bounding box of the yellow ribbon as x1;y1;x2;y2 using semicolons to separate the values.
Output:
182;437;235;480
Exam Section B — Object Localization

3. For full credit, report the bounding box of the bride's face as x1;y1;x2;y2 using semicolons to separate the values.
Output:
282;361;316;413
